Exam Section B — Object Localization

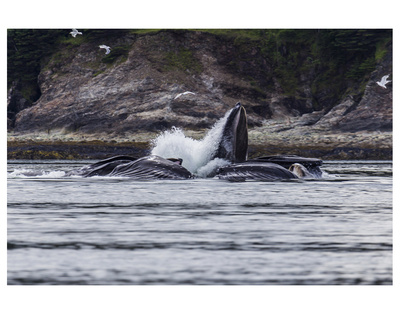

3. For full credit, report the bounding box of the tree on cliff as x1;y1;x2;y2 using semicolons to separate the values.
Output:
7;29;64;88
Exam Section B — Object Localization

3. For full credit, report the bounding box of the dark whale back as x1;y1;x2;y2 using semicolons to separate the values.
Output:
69;155;192;179
67;155;136;177
109;155;192;180
247;155;323;177
216;162;298;181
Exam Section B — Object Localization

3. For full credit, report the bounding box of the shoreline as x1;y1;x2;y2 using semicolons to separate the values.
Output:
7;129;392;161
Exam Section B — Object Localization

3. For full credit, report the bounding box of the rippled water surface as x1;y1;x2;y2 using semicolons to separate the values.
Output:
7;160;392;285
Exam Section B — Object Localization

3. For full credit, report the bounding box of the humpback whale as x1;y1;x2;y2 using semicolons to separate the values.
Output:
69;102;323;181
246;155;323;178
216;162;298;181
70;103;249;179
69;155;191;179
69;155;137;177
108;155;192;179
216;155;323;181
213;102;248;163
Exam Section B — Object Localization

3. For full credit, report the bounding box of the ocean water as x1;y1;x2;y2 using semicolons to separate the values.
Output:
7;159;392;285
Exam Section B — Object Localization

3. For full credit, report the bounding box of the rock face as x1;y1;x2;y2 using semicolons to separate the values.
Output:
10;30;392;140
313;49;392;133
13;31;267;134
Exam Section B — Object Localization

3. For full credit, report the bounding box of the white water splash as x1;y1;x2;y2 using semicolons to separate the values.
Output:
196;158;231;178
7;169;67;179
320;170;338;178
151;108;234;177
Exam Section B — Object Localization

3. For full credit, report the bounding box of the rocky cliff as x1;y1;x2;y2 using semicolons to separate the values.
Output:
7;29;392;159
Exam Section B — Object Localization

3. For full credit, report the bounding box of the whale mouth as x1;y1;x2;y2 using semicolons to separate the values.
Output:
232;103;248;162
214;102;248;163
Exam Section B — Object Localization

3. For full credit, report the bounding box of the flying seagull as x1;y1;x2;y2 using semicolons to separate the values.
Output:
376;74;391;89
99;45;111;55
174;91;196;100
70;28;82;37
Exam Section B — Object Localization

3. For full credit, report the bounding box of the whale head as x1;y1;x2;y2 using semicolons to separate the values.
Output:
214;102;248;163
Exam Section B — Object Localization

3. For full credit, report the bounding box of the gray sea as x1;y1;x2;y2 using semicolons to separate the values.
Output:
7;160;392;285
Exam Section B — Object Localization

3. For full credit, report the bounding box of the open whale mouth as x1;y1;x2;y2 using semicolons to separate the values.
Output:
214;102;248;163
231;103;248;162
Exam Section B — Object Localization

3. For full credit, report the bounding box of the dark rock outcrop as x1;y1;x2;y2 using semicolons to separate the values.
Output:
12;31;269;134
7;80;32;127
9;30;392;150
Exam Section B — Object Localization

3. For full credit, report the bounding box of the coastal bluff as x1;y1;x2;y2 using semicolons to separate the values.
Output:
7;29;392;160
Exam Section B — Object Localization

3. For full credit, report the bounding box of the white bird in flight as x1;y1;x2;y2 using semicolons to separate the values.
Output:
70;28;82;37
99;45;111;55
174;91;196;100
376;74;391;89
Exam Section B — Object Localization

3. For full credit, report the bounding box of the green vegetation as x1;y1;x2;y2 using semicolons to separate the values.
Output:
7;29;65;105
129;29;161;35
201;29;391;96
375;36;392;62
7;29;131;84
196;29;266;41
183;29;389;105
7;29;65;86
164;48;203;73
7;29;132;107
101;45;130;64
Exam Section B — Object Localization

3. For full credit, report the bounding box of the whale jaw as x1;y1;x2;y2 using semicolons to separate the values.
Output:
214;102;248;163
